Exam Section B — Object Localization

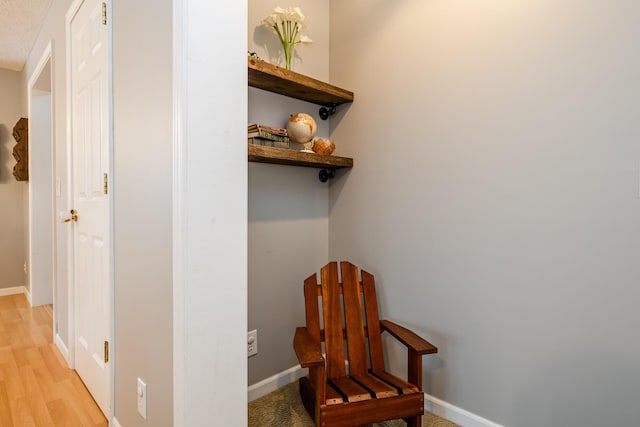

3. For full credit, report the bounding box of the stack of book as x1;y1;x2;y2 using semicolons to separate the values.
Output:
248;124;290;148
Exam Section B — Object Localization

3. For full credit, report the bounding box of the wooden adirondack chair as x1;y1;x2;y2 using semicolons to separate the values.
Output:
293;261;438;427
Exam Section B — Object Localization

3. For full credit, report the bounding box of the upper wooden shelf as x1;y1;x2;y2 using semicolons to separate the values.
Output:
248;58;354;107
248;144;353;170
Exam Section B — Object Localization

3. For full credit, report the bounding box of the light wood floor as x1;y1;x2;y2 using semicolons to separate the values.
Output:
0;293;107;426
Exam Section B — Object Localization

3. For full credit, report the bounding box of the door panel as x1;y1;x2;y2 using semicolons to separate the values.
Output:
70;0;111;417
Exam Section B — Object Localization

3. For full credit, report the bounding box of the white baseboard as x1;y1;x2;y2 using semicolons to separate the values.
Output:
111;416;123;427
248;365;503;427
0;285;28;298
55;333;71;367
248;364;307;402
425;393;504;427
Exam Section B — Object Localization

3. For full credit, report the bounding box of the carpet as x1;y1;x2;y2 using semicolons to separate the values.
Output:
248;381;459;427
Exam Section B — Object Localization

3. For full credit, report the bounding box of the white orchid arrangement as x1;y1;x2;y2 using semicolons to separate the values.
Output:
262;6;312;70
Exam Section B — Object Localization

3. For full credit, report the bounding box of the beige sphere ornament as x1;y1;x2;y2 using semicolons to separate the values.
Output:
286;113;317;144
311;138;335;155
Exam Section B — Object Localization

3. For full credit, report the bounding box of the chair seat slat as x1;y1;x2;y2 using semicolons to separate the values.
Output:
370;370;420;395
325;383;344;405
329;377;372;402
351;373;399;399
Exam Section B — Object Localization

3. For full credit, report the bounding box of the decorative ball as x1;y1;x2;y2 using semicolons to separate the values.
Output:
286;113;317;144
312;138;335;155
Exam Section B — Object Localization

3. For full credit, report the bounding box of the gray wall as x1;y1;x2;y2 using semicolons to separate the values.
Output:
329;1;640;426
247;0;331;385
0;68;26;290
113;0;173;425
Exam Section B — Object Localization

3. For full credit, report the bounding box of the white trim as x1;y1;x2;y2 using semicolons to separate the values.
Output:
27;40;52;88
424;394;504;427
55;333;71;367
104;1;115;423
111;416;123;427
172;0;186;424
248;365;307;402
64;0;83;371
0;286;29;297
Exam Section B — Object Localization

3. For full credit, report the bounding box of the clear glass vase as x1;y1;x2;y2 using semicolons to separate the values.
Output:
282;41;294;70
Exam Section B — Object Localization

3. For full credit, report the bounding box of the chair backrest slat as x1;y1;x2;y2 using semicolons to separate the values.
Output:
321;262;347;378
362;269;385;373
341;261;368;376
304;273;322;384
304;273;322;342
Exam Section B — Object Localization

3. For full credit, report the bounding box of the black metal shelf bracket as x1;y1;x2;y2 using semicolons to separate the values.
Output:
318;169;336;183
319;104;338;120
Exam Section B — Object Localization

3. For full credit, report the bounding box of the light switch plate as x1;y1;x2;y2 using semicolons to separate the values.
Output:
137;377;147;419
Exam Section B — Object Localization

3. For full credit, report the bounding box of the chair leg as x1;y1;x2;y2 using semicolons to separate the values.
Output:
299;377;317;422
406;415;422;427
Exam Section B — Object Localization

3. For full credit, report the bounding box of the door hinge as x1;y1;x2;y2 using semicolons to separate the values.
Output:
103;173;108;194
101;2;107;25
104;340;109;363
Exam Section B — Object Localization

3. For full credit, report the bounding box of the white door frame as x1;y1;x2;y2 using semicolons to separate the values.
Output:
65;0;115;420
27;41;55;313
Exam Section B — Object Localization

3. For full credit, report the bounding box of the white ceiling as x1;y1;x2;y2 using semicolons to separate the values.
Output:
0;0;52;71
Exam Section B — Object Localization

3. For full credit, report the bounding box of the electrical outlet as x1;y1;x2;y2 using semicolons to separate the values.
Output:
137;378;147;419
248;329;258;357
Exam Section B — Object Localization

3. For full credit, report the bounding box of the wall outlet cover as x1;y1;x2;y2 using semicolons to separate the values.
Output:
137;377;147;419
248;329;258;357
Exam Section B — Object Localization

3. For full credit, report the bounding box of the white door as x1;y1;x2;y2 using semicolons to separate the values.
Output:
69;0;111;417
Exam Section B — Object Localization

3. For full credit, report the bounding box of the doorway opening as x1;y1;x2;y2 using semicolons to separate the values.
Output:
27;42;55;332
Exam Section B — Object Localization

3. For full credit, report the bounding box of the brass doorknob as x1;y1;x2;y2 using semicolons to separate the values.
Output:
63;209;78;223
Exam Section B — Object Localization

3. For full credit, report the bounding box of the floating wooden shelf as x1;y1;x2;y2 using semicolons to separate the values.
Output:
248;58;354;107
247;59;355;181
248;145;353;170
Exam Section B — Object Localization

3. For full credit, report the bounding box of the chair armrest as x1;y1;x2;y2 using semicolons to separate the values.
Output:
293;327;325;368
380;320;438;356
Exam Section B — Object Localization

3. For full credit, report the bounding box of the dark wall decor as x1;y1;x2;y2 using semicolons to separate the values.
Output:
12;117;28;181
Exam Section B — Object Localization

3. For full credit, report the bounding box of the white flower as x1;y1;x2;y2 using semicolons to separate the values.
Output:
262;13;277;28
261;5;312;46
284;7;304;23
262;13;278;27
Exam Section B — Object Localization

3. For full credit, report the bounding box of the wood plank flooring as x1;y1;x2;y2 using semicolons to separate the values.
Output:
0;294;107;426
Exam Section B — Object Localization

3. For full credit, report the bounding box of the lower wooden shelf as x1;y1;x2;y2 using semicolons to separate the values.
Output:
248;144;353;170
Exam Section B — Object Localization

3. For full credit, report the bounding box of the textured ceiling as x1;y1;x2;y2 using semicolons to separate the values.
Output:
0;0;52;71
